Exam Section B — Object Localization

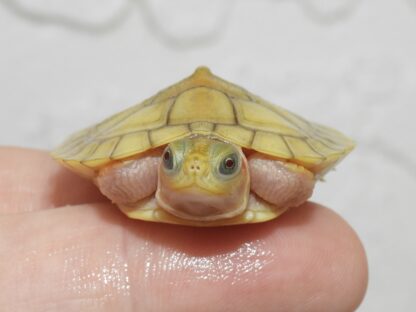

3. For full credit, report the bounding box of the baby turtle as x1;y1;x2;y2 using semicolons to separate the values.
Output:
51;67;354;226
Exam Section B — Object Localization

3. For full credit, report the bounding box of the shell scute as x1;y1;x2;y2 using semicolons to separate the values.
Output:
233;98;302;137
168;87;236;125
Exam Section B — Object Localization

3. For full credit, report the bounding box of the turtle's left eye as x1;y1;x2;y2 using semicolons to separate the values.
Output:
219;153;240;176
163;147;174;171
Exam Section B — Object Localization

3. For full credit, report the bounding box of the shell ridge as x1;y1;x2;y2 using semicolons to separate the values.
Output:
281;135;295;158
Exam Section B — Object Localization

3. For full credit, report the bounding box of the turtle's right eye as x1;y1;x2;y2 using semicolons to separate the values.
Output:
163;147;174;171
218;152;240;177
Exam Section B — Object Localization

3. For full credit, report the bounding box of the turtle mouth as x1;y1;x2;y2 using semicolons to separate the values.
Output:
175;178;227;196
155;187;248;221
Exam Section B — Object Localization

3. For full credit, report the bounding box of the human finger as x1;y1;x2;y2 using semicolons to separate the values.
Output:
0;202;367;311
0;147;106;214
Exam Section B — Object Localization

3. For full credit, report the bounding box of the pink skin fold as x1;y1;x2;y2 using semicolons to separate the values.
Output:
96;151;315;216
96;153;160;205
247;152;315;209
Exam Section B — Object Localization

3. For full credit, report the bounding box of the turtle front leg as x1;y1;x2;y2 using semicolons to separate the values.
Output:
248;153;315;210
95;152;161;205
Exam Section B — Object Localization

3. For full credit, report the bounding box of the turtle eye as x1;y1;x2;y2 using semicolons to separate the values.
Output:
219;153;240;176
163;147;174;171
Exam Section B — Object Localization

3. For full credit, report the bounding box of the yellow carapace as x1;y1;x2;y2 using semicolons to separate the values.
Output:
52;67;354;226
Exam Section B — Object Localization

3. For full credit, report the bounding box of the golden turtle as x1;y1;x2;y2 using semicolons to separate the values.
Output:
51;67;354;226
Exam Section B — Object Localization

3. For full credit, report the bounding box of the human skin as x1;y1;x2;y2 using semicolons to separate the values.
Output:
0;147;368;312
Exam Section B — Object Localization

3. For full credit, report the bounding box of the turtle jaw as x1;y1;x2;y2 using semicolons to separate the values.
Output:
155;180;250;222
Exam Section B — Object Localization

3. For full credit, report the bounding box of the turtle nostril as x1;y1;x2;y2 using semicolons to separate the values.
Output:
188;161;202;173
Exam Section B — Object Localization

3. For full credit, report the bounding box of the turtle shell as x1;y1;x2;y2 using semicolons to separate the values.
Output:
51;67;354;178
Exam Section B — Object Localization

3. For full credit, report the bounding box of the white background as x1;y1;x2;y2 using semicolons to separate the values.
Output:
0;0;415;310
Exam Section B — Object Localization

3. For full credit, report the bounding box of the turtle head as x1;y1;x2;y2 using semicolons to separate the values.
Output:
155;137;250;221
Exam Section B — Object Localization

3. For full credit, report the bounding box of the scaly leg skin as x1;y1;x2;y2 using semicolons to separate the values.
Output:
95;152;161;205
248;152;315;210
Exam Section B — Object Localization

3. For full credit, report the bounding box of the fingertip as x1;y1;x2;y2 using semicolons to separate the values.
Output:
122;202;368;311
268;202;368;311
0;196;368;311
